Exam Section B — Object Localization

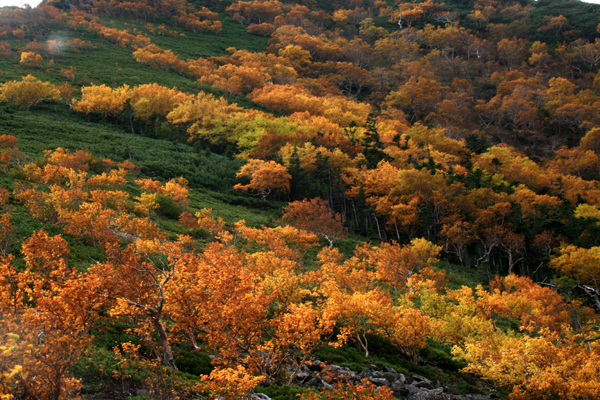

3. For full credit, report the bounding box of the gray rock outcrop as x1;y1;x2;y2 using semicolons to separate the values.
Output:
281;360;491;400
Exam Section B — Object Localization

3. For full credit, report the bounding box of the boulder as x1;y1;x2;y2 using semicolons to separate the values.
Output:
409;388;445;400
368;377;390;387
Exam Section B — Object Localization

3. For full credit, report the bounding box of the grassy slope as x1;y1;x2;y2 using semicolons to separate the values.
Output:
0;11;279;222
0;19;269;113
0;105;282;224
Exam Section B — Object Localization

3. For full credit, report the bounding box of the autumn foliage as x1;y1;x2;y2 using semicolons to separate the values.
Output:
5;0;600;398
0;75;61;109
281;198;345;247
19;51;43;68
234;159;291;199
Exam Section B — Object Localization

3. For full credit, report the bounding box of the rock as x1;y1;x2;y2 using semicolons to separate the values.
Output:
366;364;382;371
393;373;407;385
414;380;434;390
409;387;445;400
281;357;491;400
387;372;404;383
445;385;460;395
405;384;421;396
329;365;356;380
448;394;490;400
322;379;334;391
295;370;310;380
305;376;322;389
368;377;390;387
308;360;323;372
251;394;274;400
413;375;433;385
371;370;403;384
391;380;410;397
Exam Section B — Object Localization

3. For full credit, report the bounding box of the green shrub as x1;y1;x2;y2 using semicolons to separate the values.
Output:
72;346;149;393
458;383;485;395
420;339;466;372
155;193;181;219
175;349;213;376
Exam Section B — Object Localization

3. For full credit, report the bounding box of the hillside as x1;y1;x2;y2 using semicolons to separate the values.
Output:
0;0;600;399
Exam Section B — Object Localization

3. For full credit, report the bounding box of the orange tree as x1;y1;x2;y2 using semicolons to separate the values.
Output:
280;198;345;247
234;159;292;200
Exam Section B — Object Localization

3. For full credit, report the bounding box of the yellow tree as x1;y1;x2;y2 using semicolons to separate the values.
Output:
453;329;600;400
0;75;60;109
129;83;193;122
496;38;527;70
374;304;436;361
550;245;600;310
72;84;131;118
323;288;392;357
19;51;43;68
383;76;443;123
580;127;600;154
166;92;245;143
